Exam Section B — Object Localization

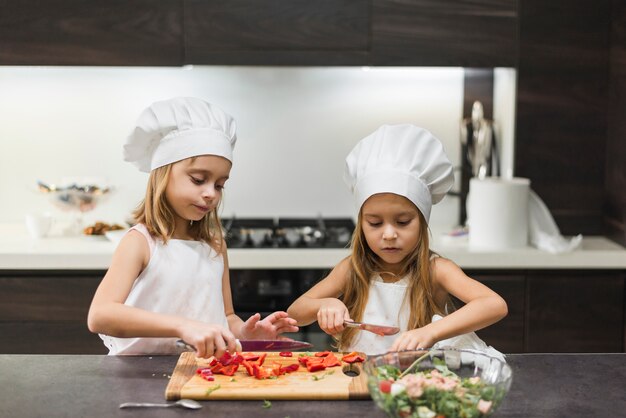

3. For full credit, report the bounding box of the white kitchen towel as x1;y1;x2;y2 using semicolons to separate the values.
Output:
529;190;582;254
430;315;506;362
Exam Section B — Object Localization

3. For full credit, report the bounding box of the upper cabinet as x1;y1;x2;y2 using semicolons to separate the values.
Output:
184;0;370;65
0;0;518;67
0;0;183;66
371;0;518;66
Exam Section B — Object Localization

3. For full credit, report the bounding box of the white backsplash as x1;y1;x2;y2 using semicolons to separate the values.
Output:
0;66;516;233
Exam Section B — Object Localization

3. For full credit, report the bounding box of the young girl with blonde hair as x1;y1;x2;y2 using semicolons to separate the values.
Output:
88;97;297;358
288;124;507;356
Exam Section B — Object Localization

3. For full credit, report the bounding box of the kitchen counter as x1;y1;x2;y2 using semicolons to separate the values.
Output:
0;353;624;417
1;223;625;270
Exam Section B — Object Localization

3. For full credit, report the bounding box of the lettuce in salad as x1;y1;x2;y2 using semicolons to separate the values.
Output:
371;358;503;418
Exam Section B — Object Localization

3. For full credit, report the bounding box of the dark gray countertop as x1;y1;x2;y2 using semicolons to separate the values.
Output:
1;353;624;417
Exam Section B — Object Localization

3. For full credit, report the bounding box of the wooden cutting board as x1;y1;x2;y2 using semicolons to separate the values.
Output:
165;351;371;401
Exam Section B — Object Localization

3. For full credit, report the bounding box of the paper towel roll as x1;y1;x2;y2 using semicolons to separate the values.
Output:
468;177;530;250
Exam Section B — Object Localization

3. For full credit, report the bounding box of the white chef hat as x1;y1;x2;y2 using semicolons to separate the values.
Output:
344;124;454;223
124;97;237;172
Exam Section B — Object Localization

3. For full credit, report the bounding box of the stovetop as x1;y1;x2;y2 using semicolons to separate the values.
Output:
222;217;355;249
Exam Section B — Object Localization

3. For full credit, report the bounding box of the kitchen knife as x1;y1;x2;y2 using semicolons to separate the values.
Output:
176;339;313;352
343;320;400;336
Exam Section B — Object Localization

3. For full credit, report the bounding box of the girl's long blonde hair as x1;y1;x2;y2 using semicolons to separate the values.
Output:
338;209;446;350
132;162;224;251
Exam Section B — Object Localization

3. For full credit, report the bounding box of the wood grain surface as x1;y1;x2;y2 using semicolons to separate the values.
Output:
165;351;370;401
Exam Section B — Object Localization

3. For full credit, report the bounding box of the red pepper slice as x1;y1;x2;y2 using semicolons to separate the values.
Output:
314;351;331;357
218;351;233;365
242;353;260;362
280;363;300;374
322;353;341;368
279;351;293;357
258;353;267;366
220;364;239;376
231;353;244;364
306;362;326;372
342;352;365;363
298;356;310;366
242;359;254;376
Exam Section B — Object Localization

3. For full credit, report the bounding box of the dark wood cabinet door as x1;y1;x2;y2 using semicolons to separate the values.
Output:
0;0;183;66
0;272;106;354
183;0;369;65
455;272;525;354
515;0;611;235
371;0;518;66
526;272;624;352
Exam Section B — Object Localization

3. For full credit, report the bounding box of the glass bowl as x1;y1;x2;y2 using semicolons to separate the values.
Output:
364;349;512;418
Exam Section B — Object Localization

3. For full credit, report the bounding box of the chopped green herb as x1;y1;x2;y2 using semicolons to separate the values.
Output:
262;400;272;409
230;378;237;382
205;384;221;395
312;370;335;381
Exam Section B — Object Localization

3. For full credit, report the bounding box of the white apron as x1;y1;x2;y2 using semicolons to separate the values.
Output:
100;224;228;355
345;274;505;360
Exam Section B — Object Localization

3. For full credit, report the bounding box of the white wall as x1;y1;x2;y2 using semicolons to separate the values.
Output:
0;66;514;233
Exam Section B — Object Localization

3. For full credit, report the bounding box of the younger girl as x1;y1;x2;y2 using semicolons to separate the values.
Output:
288;124;507;355
88;97;298;358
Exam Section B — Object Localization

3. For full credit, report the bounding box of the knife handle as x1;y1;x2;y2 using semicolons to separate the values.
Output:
343;321;362;329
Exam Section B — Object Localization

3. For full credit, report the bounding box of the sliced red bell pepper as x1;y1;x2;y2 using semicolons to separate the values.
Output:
242;353;260;362
242;359;254;376
280;363;300;374
218;351;233;365
258;353;267;366
342;352;365;363
298;356;310;366
314;351;331;357
231;353;244;364
220;364;239;376
279;351;293;357
306;361;327;372
322;353;341;368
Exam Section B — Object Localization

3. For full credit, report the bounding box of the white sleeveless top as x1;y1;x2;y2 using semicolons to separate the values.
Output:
100;224;229;355
345;273;504;360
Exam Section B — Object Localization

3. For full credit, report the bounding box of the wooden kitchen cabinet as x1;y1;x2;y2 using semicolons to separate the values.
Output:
0;271;107;354
465;272;526;353
183;0;370;65
0;0;183;66
371;0;519;66
526;271;624;353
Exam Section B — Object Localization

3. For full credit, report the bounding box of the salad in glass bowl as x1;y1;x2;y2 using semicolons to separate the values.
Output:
364;349;512;418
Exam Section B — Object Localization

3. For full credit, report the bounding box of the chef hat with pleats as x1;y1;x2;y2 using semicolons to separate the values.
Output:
124;97;237;173
344;124;454;223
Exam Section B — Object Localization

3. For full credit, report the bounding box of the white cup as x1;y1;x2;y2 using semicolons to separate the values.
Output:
25;212;53;239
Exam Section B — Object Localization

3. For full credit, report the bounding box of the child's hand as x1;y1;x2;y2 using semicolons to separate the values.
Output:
240;311;299;340
179;322;237;359
317;299;351;335
389;326;437;352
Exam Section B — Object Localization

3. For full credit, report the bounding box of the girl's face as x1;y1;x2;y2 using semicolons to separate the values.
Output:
360;193;422;274
165;155;231;227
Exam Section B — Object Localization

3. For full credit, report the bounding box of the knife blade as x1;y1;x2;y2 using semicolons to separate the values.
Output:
176;339;313;353
344;320;400;336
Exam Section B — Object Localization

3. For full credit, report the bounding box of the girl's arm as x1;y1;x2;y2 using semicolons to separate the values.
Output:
221;244;298;340
287;257;352;335
391;257;508;351
87;231;235;358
